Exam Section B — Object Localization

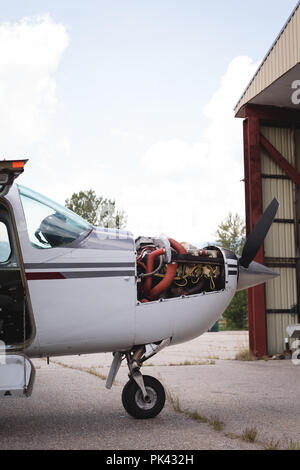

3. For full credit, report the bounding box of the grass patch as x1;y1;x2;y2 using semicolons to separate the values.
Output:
167;360;215;367
86;367;107;381
185;410;208;424
209;417;225;432
288;441;300;450
165;388;209;423
165;388;182;413
241;427;258;443
264;439;280;450
52;360;108;382
235;348;257;362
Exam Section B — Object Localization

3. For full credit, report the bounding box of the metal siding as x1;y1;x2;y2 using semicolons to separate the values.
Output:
261;147;285;176
264;224;295;259
267;313;298;356
260;125;298;354
235;4;300;115
265;268;297;310
261;127;294;165
261;126;296;259
262;178;294;218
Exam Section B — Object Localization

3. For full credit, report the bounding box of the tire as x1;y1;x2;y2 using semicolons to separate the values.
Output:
122;375;166;419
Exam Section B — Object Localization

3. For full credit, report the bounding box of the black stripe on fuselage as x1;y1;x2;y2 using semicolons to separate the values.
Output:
62;270;135;279
24;262;135;270
26;270;135;280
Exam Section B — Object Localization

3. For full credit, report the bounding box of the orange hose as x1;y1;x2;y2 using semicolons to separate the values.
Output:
148;238;187;300
143;248;165;295
168;238;187;255
149;263;178;300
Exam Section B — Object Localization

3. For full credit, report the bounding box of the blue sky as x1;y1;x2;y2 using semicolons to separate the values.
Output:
0;0;298;243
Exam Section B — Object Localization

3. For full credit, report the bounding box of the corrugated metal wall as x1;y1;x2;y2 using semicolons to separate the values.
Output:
260;126;299;355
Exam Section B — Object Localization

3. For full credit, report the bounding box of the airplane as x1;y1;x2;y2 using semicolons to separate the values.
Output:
0;159;279;419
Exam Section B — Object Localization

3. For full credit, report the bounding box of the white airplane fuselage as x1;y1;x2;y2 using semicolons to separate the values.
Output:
0;160;279;417
5;184;237;358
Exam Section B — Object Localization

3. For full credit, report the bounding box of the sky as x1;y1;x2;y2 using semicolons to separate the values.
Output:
0;0;298;245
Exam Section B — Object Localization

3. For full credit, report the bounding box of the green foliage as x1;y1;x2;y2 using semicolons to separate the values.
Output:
65;189;127;229
65;190;100;225
215;212;248;331
215;212;245;255
223;290;248;330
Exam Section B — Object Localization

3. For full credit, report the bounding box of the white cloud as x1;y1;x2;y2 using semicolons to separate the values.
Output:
2;28;258;247
141;140;209;177
0;14;69;157
35;55;259;246
122;56;260;243
110;128;144;142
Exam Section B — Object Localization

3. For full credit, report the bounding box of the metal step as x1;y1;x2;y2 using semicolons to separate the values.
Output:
0;354;35;397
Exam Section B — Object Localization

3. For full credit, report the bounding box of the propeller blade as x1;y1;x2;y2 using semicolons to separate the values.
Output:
240;198;279;268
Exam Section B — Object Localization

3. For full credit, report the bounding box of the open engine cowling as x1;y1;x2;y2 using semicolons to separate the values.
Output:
136;236;225;302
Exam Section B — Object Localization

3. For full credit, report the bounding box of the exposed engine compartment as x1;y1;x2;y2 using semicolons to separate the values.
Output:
136;236;225;302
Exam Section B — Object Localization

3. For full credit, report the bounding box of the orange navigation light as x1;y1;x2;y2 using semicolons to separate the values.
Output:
12;161;25;169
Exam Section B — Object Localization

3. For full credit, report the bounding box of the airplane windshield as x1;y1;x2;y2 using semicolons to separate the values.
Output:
18;185;92;249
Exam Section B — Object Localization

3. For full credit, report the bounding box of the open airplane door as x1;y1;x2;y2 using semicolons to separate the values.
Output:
0;159;28;197
0;159;35;397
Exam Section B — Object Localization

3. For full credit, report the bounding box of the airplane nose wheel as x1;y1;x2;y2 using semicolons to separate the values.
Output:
122;375;166;419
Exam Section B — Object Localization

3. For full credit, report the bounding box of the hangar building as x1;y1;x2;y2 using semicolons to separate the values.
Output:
235;1;300;356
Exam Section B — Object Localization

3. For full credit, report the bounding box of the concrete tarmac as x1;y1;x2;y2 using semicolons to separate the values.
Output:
0;332;299;450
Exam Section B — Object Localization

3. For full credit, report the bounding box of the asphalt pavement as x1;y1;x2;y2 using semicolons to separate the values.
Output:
0;331;299;450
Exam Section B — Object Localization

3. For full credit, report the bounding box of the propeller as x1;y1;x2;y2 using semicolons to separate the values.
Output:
239;198;279;268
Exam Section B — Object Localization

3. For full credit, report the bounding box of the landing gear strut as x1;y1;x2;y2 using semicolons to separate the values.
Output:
123;347;165;419
107;342;169;419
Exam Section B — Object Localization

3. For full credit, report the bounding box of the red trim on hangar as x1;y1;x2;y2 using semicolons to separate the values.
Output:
243;112;267;358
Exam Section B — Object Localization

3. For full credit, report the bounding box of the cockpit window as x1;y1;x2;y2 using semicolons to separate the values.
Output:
18;185;92;249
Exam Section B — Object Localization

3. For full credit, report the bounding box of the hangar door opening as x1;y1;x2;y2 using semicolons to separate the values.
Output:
243;109;300;357
260;125;300;356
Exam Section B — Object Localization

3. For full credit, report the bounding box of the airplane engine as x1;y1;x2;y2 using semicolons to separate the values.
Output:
136;236;225;302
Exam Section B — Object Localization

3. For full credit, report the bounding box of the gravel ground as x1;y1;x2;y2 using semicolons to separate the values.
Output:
0;331;299;450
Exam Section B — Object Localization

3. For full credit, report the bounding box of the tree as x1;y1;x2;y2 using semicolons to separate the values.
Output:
215;213;248;330
215;213;245;255
65;190;127;229
98;198;127;229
